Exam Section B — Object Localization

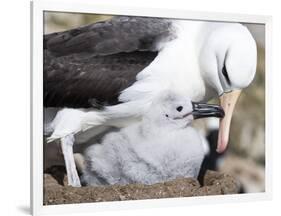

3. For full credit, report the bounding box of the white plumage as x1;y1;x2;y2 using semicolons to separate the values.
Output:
82;91;205;186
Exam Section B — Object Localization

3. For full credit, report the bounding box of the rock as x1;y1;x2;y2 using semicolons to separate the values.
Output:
43;170;239;205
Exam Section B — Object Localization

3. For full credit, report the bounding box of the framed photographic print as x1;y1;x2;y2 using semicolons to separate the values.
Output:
31;0;272;215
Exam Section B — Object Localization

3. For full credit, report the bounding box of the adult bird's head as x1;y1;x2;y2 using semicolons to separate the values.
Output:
200;23;257;153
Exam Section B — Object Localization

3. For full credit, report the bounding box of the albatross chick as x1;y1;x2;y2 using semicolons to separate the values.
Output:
82;90;224;186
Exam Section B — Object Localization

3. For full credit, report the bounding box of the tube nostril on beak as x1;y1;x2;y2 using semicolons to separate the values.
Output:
176;106;183;112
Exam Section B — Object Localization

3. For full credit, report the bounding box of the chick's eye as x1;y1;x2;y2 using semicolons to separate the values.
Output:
222;64;231;85
165;114;169;117
176;106;183;112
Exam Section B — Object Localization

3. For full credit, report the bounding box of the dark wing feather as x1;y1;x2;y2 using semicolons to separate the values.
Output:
44;16;174;108
44;50;157;108
44;16;175;57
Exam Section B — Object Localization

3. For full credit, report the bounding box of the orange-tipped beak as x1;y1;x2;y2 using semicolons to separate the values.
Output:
217;90;241;153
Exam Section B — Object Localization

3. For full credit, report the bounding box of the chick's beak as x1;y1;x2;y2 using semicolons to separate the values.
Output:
217;89;241;153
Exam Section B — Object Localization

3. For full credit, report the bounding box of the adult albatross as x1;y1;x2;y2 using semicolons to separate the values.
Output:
44;16;257;187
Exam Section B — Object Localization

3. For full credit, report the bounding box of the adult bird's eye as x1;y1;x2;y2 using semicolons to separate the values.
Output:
222;64;231;85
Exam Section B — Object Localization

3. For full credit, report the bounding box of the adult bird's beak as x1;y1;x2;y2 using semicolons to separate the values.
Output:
192;102;225;119
217;89;241;153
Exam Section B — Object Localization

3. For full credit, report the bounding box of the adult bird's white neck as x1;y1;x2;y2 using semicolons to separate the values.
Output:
119;20;208;106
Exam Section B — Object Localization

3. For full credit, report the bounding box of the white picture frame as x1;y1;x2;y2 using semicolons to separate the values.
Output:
31;0;272;215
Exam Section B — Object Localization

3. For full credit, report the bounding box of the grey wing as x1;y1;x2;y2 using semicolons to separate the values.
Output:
44;16;175;108
44;16;176;57
44;50;157;108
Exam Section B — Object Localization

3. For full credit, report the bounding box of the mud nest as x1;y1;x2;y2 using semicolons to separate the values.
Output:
43;168;239;205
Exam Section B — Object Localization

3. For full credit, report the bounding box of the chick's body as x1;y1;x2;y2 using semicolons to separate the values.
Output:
83;110;205;186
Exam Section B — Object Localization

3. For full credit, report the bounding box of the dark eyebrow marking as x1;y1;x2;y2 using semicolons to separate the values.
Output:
222;50;231;85
222;64;231;85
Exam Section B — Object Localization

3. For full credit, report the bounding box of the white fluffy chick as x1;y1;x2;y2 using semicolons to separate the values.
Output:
82;90;224;186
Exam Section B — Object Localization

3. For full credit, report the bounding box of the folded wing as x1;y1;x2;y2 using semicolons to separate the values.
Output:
44;16;175;108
